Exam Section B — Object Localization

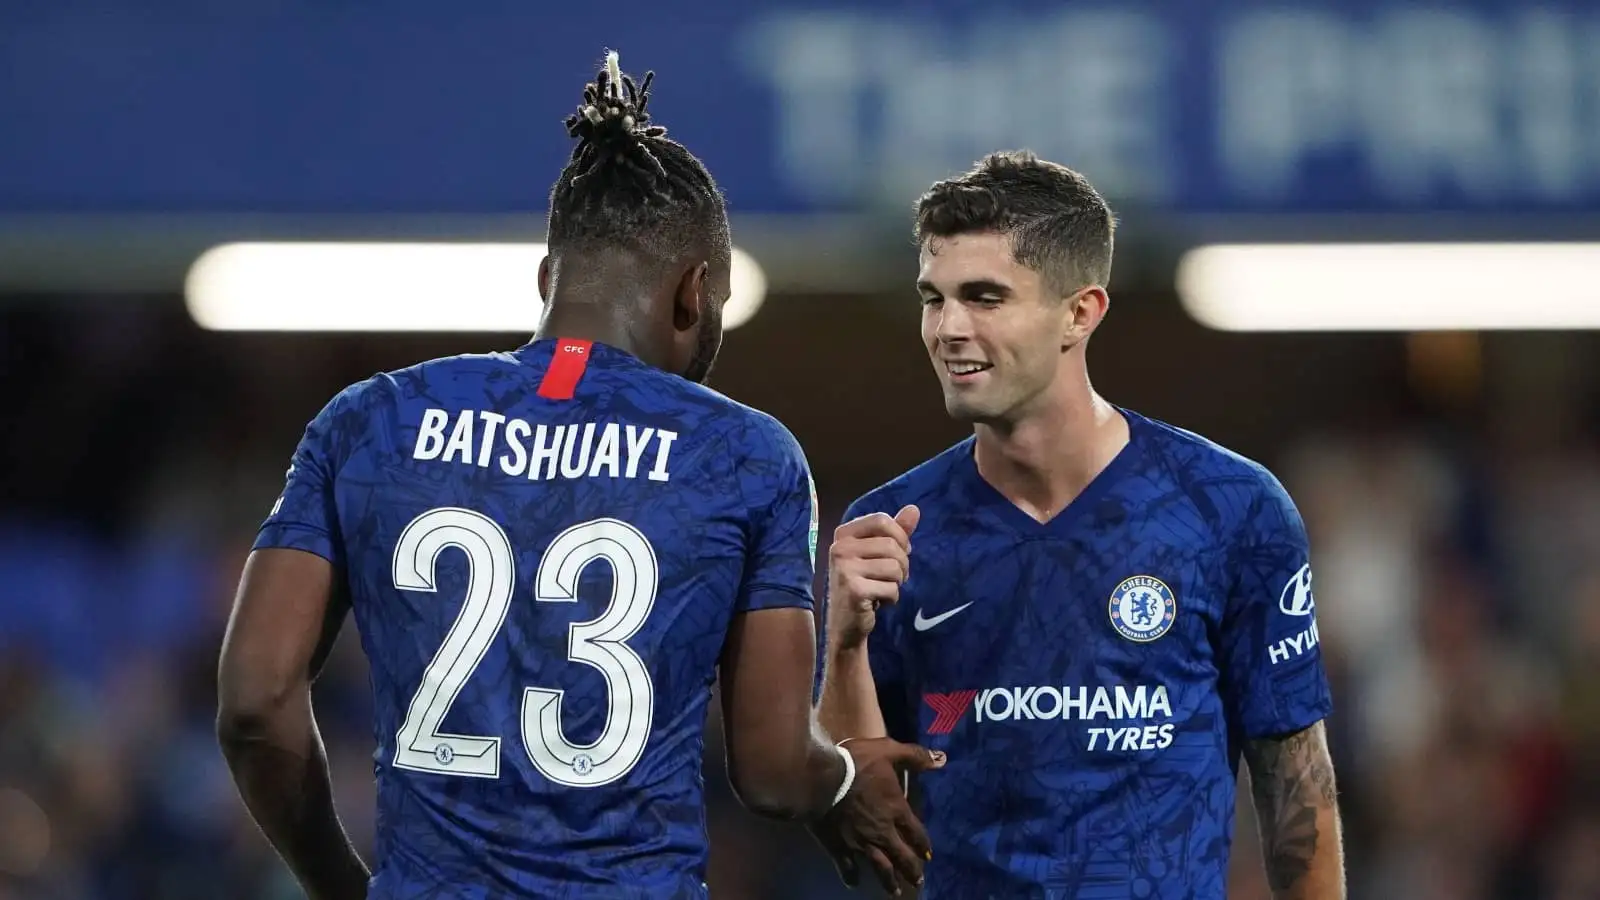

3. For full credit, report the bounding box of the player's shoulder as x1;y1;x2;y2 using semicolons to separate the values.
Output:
845;437;974;519
1129;408;1299;528
1133;410;1277;484
294;351;524;433
305;370;394;422
371;348;528;398
692;386;809;466
669;373;791;430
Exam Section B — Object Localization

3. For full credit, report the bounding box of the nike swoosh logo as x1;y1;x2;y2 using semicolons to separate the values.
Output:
913;602;974;632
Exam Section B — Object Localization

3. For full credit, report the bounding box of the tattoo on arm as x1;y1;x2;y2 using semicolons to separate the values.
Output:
1243;722;1340;896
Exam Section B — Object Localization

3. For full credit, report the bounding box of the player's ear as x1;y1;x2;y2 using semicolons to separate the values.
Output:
537;255;552;303
1062;285;1109;349
672;261;709;332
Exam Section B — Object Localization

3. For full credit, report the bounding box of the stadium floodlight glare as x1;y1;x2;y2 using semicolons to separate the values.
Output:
185;242;769;333
1176;243;1600;332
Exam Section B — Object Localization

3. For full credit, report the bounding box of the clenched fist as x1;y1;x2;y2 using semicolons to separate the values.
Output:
827;505;920;650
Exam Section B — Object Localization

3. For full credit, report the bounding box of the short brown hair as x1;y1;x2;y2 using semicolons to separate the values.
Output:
914;150;1115;292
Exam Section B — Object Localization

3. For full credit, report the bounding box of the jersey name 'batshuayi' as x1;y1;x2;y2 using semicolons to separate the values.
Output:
845;410;1332;900
256;338;818;899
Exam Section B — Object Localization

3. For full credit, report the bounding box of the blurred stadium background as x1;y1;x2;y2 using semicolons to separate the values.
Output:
5;2;1600;898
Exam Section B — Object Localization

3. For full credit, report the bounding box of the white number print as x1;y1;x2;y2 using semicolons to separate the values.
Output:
392;508;515;777
523;519;657;787
390;508;658;788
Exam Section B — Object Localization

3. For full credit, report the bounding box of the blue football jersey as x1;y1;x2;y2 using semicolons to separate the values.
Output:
847;409;1332;900
254;338;819;899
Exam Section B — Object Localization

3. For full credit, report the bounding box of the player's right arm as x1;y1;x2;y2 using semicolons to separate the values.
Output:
216;385;370;900
816;503;920;742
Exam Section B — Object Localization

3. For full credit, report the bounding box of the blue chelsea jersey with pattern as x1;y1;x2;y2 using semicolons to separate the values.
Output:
848;410;1332;900
254;339;819;900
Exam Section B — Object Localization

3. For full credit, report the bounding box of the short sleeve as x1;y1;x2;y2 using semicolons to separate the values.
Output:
735;417;818;614
1218;472;1334;740
253;383;368;567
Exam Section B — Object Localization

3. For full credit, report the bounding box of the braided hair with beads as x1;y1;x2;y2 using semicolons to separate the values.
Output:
546;51;729;266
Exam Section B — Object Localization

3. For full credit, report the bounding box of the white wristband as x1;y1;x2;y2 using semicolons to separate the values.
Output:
830;742;857;808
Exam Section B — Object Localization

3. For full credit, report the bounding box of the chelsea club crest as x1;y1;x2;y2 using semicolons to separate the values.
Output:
1108;575;1177;643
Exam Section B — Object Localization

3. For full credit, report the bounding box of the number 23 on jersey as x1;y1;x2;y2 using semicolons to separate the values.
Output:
389;507;659;788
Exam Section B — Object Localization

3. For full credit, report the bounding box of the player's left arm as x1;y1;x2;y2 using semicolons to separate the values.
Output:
1241;722;1343;899
719;418;939;894
216;387;370;900
1220;472;1346;900
718;418;848;818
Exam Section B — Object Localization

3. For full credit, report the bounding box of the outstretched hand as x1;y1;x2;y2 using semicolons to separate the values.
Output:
810;736;945;896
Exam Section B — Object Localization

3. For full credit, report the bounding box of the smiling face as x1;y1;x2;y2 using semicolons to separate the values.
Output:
911;151;1117;425
918;231;1083;424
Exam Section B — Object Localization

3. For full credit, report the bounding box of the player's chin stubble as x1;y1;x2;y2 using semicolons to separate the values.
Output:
942;391;992;423
943;377;1034;426
939;367;1004;419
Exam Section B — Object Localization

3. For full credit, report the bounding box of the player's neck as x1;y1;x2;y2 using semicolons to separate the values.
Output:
535;297;671;373
972;385;1128;523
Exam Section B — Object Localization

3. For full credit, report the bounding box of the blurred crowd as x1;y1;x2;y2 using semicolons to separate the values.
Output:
1232;415;1600;900
2;308;1599;900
